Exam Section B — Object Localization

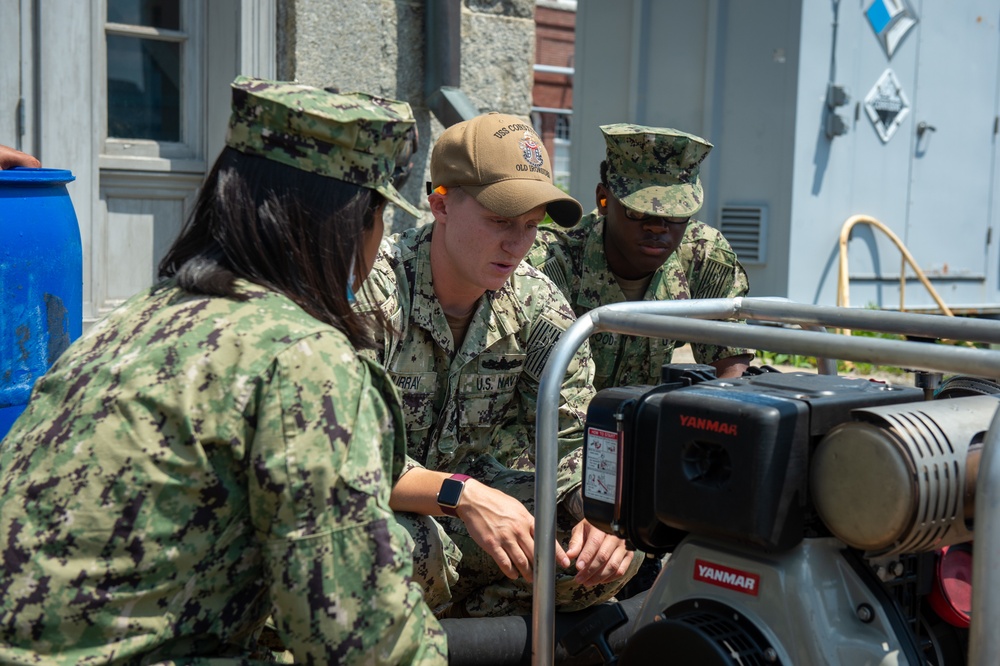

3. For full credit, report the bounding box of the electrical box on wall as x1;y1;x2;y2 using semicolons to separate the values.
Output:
573;1;1000;314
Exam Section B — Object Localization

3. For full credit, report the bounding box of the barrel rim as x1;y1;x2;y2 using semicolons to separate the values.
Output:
0;167;76;184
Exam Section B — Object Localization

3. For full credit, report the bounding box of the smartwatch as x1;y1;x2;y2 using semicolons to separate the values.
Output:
437;473;472;517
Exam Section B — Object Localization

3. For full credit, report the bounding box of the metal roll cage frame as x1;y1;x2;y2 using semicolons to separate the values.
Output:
534;297;1000;665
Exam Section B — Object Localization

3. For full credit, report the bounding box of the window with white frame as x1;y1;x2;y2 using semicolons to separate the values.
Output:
555;115;570;141
103;0;203;166
553;114;571;189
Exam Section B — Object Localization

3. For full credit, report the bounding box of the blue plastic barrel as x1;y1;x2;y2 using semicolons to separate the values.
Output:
0;168;82;440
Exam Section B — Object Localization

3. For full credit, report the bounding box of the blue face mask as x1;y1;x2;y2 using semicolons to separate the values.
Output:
346;256;357;304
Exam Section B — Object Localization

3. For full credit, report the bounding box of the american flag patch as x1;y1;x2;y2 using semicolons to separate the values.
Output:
697;259;734;300
523;316;564;381
540;258;569;293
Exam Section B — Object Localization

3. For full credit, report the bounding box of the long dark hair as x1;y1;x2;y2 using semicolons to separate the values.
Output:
158;147;387;348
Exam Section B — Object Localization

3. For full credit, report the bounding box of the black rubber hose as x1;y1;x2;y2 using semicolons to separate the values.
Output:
441;613;531;666
441;591;649;666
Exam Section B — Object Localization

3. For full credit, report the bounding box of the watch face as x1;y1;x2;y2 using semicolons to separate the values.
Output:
437;477;465;507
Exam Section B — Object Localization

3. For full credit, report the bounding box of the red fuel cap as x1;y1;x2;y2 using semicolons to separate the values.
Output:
928;543;973;628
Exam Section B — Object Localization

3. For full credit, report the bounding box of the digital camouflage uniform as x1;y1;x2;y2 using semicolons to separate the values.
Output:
0;78;446;664
527;214;752;390
0;281;446;665
358;225;640;617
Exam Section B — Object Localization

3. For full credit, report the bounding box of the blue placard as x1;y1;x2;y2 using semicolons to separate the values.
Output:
866;0;892;35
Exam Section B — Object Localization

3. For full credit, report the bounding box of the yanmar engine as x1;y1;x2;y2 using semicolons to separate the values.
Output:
584;365;994;665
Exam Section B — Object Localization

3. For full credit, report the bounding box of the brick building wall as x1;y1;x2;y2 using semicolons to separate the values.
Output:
533;1;575;189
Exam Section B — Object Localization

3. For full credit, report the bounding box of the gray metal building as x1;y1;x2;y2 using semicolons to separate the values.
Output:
572;1;1000;313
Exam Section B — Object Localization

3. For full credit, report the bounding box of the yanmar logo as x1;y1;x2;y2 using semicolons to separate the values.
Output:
694;559;760;596
679;414;737;436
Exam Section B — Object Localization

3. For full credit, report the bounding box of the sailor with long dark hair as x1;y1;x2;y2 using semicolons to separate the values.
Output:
0;77;446;665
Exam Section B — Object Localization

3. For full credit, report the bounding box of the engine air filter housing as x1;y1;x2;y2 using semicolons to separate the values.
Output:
811;395;998;554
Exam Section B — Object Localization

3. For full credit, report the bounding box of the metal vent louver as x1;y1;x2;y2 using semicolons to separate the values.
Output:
719;205;767;264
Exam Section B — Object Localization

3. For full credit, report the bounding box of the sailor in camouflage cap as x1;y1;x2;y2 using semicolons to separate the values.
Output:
227;75;421;217
601;123;712;218
0;77;446;664
527;122;754;393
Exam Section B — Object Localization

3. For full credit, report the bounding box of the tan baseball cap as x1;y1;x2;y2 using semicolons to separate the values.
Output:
430;112;582;227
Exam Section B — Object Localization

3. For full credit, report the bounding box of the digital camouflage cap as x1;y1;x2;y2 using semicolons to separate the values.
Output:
601;123;713;218
226;75;421;217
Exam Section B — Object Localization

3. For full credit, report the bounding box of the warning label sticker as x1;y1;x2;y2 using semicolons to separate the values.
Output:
864;68;910;143
584;426;618;502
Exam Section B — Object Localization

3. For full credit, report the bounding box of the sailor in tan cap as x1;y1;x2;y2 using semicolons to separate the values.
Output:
358;112;640;618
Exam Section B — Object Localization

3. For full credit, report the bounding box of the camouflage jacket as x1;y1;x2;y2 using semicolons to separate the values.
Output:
526;212;752;390
0;280;446;665
358;225;595;501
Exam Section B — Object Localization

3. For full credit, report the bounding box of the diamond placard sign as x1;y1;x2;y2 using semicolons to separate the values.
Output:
864;68;910;143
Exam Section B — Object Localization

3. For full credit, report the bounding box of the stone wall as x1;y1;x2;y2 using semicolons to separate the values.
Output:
278;0;537;233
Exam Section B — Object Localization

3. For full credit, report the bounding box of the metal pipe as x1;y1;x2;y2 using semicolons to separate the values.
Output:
971;406;1000;666
425;0;461;89
595;313;1000;377
529;106;574;116
533;315;595;665
798;323;838;375
533;64;575;75
534;297;1000;665
739;298;1000;344
424;0;478;126
580;297;740;321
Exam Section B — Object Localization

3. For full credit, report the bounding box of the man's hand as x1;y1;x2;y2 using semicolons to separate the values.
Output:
0;145;40;169
457;480;571;582
711;353;754;379
565;518;635;586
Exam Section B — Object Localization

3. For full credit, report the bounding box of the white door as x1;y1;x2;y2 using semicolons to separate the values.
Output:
904;2;998;284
